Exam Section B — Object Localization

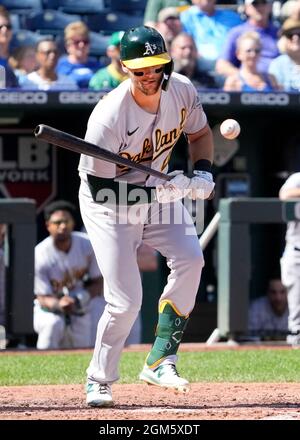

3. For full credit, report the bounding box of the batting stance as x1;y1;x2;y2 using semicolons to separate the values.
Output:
78;26;215;407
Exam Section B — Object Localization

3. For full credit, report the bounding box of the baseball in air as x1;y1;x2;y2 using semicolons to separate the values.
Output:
220;119;241;140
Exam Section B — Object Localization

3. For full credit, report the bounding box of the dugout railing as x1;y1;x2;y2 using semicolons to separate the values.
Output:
0;199;36;337
216;197;298;341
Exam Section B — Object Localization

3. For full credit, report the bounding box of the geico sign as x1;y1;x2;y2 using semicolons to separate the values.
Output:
198;92;230;104
0;92;48;104
241;93;289;105
59;92;104;104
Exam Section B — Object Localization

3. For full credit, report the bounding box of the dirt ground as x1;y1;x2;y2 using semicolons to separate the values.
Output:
1;344;300;420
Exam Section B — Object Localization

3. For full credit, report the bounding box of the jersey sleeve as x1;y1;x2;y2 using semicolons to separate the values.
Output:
34;249;54;296
182;83;207;134
281;173;300;191
79;115;120;177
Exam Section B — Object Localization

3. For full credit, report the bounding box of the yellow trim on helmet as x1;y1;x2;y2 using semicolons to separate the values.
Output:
122;52;171;69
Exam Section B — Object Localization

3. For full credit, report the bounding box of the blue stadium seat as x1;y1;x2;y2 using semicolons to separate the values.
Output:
85;11;143;33
43;0;107;14
10;30;54;50
89;32;110;57
24;10;82;35
109;0;147;14
10;14;21;31
0;0;43;11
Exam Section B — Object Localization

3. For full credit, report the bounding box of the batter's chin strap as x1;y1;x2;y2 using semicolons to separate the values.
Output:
162;60;174;91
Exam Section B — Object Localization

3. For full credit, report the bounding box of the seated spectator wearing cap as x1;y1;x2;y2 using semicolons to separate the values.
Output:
89;32;127;90
155;7;183;51
21;39;78;91
180;0;243;72
216;0;279;78
171;32;218;88
269;18;300;91
0;6;19;88
56;22;101;89
223;31;279;91
144;0;192;28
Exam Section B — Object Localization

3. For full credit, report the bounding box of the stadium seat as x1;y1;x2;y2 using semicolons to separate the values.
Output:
85;11;143;33
89;32;110;58
24;10;82;35
0;0;43;12
10;30;53;50
43;0;107;14
10;14;21;31
109;0;147;15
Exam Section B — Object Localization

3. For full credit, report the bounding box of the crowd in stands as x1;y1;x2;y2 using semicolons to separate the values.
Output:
0;0;300;91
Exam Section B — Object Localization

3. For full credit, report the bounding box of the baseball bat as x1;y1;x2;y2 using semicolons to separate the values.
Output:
34;124;171;181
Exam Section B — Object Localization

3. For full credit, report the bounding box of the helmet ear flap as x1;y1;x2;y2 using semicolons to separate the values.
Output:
162;60;174;91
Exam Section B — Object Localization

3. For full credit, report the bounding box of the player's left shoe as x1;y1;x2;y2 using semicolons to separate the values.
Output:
139;363;190;393
86;382;114;407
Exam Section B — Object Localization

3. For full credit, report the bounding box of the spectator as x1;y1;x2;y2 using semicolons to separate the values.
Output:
21;39;78;90
8;46;37;87
0;6;19;88
268;18;300;91
89;31;127;90
216;0;279;78
56;21;101;89
223;31;279;91
180;0;243;72
170;32;218;88
33;200;102;349
280;0;300;22
155;7;183;51
248;278;289;339
144;0;191;27
279;172;300;347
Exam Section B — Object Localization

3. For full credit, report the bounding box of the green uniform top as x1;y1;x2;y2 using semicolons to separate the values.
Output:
89;64;127;90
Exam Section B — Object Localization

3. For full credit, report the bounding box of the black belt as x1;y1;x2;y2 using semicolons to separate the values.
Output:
87;174;156;205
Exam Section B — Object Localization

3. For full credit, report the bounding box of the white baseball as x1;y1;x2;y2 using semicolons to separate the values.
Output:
220;119;240;140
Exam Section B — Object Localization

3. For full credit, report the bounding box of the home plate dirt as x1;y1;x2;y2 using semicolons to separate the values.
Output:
0;383;300;420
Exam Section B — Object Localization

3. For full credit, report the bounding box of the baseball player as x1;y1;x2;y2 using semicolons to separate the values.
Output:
78;26;215;407
34;200;102;349
279;173;300;347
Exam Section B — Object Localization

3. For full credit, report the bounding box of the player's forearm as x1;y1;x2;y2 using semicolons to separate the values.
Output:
188;125;214;165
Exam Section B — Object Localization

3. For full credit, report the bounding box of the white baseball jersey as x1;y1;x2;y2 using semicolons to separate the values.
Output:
34;231;101;299
280;172;300;248
78;72;207;186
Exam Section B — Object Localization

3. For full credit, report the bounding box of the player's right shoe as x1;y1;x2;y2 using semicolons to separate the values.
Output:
139;363;190;393
86;382;114;407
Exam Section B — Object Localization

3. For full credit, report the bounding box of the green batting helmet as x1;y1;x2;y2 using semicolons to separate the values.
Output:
120;26;171;69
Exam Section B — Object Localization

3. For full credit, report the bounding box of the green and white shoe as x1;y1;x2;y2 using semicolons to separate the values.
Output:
86;382;114;407
139;363;190;393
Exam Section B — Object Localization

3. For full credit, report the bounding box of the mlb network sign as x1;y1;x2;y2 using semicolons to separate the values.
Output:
0;133;56;213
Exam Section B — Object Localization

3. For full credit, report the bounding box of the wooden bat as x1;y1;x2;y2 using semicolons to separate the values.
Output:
34;124;214;199
34;124;170;181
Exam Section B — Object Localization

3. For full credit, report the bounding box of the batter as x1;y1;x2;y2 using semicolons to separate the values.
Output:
78;26;215;407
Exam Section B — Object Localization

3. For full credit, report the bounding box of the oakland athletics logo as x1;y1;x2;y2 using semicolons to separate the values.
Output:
143;42;157;55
